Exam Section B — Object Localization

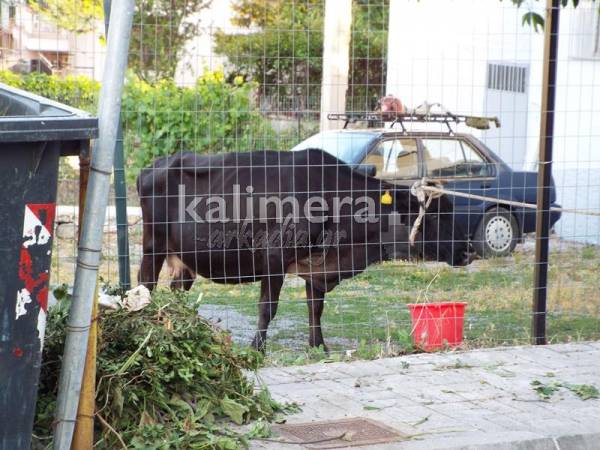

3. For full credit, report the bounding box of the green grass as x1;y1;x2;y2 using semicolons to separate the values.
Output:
51;236;600;366
144;244;600;366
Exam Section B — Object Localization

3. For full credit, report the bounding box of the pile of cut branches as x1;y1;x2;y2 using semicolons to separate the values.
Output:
34;292;295;449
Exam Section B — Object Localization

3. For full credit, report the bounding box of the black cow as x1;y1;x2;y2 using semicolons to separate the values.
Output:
137;149;471;351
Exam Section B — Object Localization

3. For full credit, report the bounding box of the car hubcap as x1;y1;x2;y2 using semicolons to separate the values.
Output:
485;216;513;252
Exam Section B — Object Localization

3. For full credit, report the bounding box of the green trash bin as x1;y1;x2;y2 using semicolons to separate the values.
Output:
0;83;98;450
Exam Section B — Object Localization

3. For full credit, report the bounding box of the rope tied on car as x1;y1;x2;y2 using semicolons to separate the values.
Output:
409;178;444;245
411;182;600;218
408;178;600;247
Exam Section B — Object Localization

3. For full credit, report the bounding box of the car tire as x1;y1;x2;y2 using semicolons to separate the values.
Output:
472;207;519;258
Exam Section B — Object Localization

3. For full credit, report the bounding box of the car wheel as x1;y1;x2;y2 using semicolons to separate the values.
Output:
473;207;519;258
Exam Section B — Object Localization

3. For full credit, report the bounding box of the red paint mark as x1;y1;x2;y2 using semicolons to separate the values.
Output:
16;203;55;314
38;286;49;310
27;203;56;232
18;248;49;312
13;347;24;357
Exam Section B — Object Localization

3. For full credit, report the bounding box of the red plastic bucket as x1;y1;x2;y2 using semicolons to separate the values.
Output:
407;302;467;351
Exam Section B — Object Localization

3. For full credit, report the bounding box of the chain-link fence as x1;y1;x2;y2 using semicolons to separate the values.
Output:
2;0;598;363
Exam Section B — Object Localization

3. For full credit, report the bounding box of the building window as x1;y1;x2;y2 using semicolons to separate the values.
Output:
486;63;528;94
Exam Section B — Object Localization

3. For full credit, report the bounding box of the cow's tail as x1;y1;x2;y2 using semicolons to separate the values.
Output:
167;254;195;279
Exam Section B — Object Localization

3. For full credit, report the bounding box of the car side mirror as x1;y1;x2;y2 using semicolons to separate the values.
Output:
355;163;377;177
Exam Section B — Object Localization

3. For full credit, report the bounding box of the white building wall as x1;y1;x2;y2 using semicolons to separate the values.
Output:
551;3;600;244
0;2;105;80
387;0;600;244
387;0;543;167
69;22;106;81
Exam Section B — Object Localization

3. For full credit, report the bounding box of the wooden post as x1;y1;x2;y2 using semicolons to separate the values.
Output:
320;0;352;131
71;143;98;449
532;0;560;345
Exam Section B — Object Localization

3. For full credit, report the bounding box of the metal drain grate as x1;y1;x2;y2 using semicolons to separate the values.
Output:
273;417;404;449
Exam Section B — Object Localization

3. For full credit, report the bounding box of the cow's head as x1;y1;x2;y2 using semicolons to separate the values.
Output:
415;194;473;266
381;188;473;267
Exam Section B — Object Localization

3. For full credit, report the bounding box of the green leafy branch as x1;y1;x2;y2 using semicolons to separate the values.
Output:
508;0;599;32
531;379;599;401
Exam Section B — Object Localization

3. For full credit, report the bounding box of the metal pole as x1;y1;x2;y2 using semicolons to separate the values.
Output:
104;0;132;291
532;0;559;345
52;1;134;448
71;5;131;443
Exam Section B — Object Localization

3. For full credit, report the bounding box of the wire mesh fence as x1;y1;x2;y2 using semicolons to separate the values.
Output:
3;0;598;363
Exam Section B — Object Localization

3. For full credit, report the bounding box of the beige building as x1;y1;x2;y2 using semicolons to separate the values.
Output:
0;0;105;79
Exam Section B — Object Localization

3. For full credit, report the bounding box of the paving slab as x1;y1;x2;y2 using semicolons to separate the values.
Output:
251;342;600;449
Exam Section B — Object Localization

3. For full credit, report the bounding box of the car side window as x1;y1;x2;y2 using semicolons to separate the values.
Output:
361;138;419;179
423;138;491;178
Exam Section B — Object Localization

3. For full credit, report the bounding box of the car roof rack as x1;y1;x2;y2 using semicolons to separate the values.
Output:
327;108;500;134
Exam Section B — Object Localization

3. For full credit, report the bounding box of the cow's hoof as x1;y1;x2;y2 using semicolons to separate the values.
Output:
251;336;266;354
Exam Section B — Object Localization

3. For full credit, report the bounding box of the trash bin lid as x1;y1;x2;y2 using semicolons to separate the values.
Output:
0;83;98;143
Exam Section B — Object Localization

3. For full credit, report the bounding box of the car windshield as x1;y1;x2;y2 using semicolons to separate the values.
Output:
291;131;376;163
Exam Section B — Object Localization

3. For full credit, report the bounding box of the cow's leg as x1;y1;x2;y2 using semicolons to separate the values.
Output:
168;255;196;291
251;271;284;353
170;267;195;291
306;282;327;351
138;222;167;290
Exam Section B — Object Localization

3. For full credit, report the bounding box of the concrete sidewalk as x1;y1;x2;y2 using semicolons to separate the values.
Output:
252;342;600;449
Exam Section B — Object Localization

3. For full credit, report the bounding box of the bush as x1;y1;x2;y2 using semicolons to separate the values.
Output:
121;71;281;177
0;70;288;181
34;292;294;449
0;71;100;112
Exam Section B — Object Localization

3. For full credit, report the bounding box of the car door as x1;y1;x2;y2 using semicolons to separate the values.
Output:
358;137;421;250
360;136;421;180
419;136;497;237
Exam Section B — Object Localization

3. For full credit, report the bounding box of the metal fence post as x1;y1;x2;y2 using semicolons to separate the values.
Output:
104;0;132;290
52;1;134;448
114;126;131;289
532;0;560;345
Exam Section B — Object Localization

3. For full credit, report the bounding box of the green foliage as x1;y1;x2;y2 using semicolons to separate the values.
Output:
521;11;545;32
130;0;212;81
531;379;600;401
215;0;324;96
34;292;297;449
0;70;290;180
26;0;211;80
507;0;599;31
348;0;389;110
121;70;281;177
0;71;100;112
27;0;103;33
215;0;389;108
531;379;562;400
581;245;598;260
562;383;600;400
